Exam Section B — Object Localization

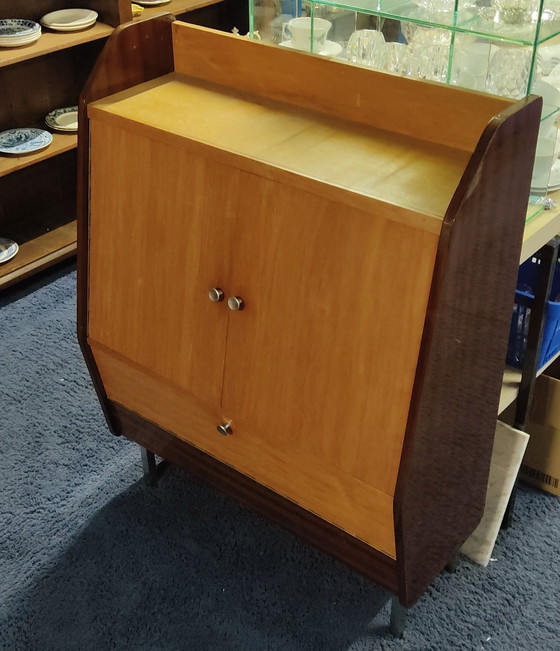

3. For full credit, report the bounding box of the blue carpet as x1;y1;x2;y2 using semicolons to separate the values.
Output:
0;263;559;651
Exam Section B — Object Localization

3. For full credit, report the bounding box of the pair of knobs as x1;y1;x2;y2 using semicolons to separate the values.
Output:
208;288;244;311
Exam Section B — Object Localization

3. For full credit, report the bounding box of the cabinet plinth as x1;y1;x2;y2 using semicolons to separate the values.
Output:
78;19;541;608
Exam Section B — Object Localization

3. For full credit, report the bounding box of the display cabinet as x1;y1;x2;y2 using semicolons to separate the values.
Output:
249;0;560;211
0;0;245;289
78;17;541;632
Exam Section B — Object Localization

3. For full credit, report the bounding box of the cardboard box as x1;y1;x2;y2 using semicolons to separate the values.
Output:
521;362;560;496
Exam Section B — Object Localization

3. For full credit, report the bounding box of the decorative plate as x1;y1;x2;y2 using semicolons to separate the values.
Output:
0;128;53;155
0;19;41;46
0;19;40;37
45;106;78;132
0;238;18;265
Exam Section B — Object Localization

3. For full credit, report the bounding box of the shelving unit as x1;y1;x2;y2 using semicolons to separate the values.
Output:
499;199;560;413
0;0;244;290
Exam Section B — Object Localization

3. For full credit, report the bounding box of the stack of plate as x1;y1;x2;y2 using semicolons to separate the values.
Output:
0;19;41;48
40;9;98;32
45;106;78;133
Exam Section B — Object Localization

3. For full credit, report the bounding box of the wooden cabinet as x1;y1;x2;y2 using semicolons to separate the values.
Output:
79;18;542;617
0;0;245;290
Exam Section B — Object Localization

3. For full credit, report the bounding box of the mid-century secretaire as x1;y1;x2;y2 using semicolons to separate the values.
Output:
77;15;541;633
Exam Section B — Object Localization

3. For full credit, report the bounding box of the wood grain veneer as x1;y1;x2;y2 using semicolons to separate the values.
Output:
77;14;176;425
395;97;542;605
171;22;512;152
88;74;468;222
106;400;400;595
89;340;398;557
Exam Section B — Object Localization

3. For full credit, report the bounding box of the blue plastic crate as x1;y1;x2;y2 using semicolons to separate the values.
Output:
507;253;560;369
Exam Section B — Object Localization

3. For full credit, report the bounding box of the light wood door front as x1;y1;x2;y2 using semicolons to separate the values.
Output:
222;172;439;497
88;121;237;408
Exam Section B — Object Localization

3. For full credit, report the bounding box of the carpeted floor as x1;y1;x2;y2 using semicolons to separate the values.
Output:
0;262;559;651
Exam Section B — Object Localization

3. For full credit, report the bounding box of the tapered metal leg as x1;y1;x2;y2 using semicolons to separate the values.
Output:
389;596;408;638
141;447;158;487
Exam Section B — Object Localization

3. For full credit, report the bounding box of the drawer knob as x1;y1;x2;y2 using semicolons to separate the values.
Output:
208;288;224;303
227;296;244;311
217;422;233;436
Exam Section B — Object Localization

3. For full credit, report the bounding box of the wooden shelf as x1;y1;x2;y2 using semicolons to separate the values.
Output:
135;0;223;21
499;349;560;414
0;23;113;68
0;134;77;178
0;220;76;289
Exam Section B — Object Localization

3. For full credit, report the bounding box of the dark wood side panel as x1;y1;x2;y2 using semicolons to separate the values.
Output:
108;401;399;595
394;96;542;607
179;0;248;33
77;14;176;433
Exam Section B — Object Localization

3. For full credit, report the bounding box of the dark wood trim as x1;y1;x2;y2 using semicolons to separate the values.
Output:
76;14;176;435
394;96;542;607
109;401;399;594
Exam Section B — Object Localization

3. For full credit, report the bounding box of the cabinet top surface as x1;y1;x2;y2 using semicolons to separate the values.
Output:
89;72;471;228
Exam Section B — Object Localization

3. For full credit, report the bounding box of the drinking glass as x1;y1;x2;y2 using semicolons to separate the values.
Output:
492;0;539;24
381;42;410;76
408;42;450;82
346;29;386;69
486;47;531;99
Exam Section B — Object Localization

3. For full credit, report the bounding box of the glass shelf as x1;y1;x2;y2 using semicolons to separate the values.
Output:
309;0;560;44
250;0;560;210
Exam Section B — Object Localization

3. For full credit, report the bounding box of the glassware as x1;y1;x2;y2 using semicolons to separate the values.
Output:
486;47;532;98
408;42;450;82
346;29;386;68
381;42;410;76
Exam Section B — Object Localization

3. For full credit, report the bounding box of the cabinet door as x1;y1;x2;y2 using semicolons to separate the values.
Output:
222;172;438;498
88;122;237;407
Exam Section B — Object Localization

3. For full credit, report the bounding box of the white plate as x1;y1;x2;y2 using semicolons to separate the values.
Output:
135;0;172;5
0;238;18;265
0;128;53;156
45;106;78;132
40;9;97;31
279;40;343;57
0;32;41;47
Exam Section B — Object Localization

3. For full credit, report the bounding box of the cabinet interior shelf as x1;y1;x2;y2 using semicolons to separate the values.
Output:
0;221;76;288
313;0;560;45
0;135;77;178
0;23;113;68
136;0;224;21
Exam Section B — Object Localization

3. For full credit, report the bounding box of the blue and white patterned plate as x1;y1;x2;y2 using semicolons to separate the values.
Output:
0;128;53;155
0;19;41;46
0;238;18;265
0;19;40;37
